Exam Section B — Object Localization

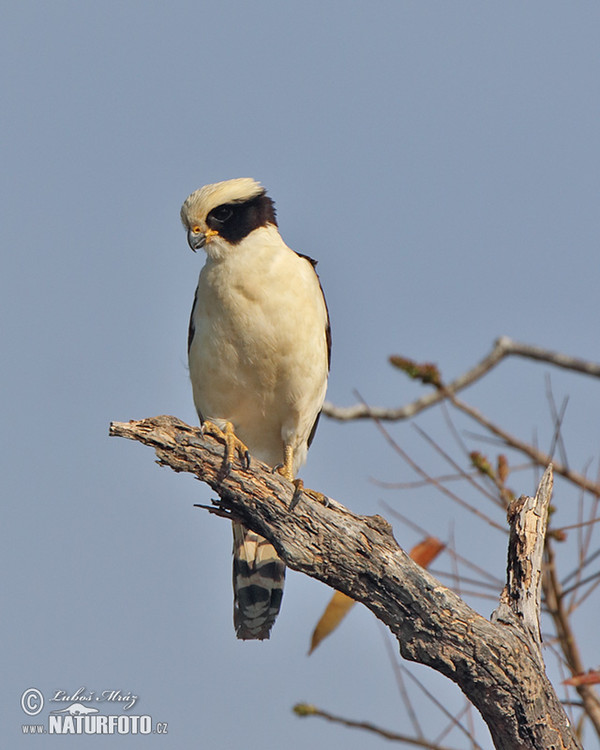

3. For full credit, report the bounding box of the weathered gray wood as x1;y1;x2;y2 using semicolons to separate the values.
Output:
492;465;552;671
110;415;581;750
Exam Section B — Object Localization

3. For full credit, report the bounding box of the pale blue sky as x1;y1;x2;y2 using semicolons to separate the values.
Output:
3;3;600;748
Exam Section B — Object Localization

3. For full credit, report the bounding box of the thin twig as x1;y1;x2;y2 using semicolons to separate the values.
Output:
570;575;600;613
543;538;600;734
379;502;432;539
545;374;570;471
562;571;600;600
557;516;600;533
412;424;502;507
568;472;594;615
370;412;507;533
544;640;576;727
293;704;459;749
379;624;423;739
433;703;471;747
447;392;600;497
562;548;600;586
428;569;503;592
400;667;485;749
446;523;461;597
373;469;481;490
440;589;501;603
580;466;600;582
382;502;505;590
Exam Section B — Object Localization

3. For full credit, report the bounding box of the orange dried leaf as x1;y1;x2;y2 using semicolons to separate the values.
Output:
308;591;355;654
308;536;444;654
410;537;445;568
563;671;600;686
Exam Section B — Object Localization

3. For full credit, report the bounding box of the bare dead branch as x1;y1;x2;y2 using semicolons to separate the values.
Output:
110;415;582;750
492;466;553;669
323;336;600;421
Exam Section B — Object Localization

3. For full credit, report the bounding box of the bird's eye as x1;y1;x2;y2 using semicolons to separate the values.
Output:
210;206;233;223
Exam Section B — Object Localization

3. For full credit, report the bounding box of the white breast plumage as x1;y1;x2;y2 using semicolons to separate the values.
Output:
188;225;328;473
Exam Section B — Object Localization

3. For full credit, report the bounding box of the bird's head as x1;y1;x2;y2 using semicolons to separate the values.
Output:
180;178;278;259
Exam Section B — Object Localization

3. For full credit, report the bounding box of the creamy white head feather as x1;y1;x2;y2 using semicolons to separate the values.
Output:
180;178;264;226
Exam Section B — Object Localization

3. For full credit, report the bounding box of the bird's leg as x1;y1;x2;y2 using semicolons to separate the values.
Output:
201;420;251;477
273;445;304;509
280;444;295;482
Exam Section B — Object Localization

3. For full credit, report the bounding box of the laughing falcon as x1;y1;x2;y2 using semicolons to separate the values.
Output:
181;178;330;640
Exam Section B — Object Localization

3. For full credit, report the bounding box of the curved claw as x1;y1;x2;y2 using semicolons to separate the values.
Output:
289;479;304;510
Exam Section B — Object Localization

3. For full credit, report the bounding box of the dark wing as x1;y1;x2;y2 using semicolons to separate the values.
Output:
187;286;206;424
295;253;331;449
187;286;198;353
295;252;331;371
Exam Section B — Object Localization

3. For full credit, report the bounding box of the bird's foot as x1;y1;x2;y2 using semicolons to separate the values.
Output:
201;420;251;477
270;468;329;511
272;445;329;509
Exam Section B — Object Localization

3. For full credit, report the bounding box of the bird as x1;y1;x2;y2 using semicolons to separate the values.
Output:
180;178;330;640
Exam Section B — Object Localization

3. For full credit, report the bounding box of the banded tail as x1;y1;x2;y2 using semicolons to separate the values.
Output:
232;522;286;640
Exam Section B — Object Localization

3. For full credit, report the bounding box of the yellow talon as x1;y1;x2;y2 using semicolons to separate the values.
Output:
202;420;250;476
